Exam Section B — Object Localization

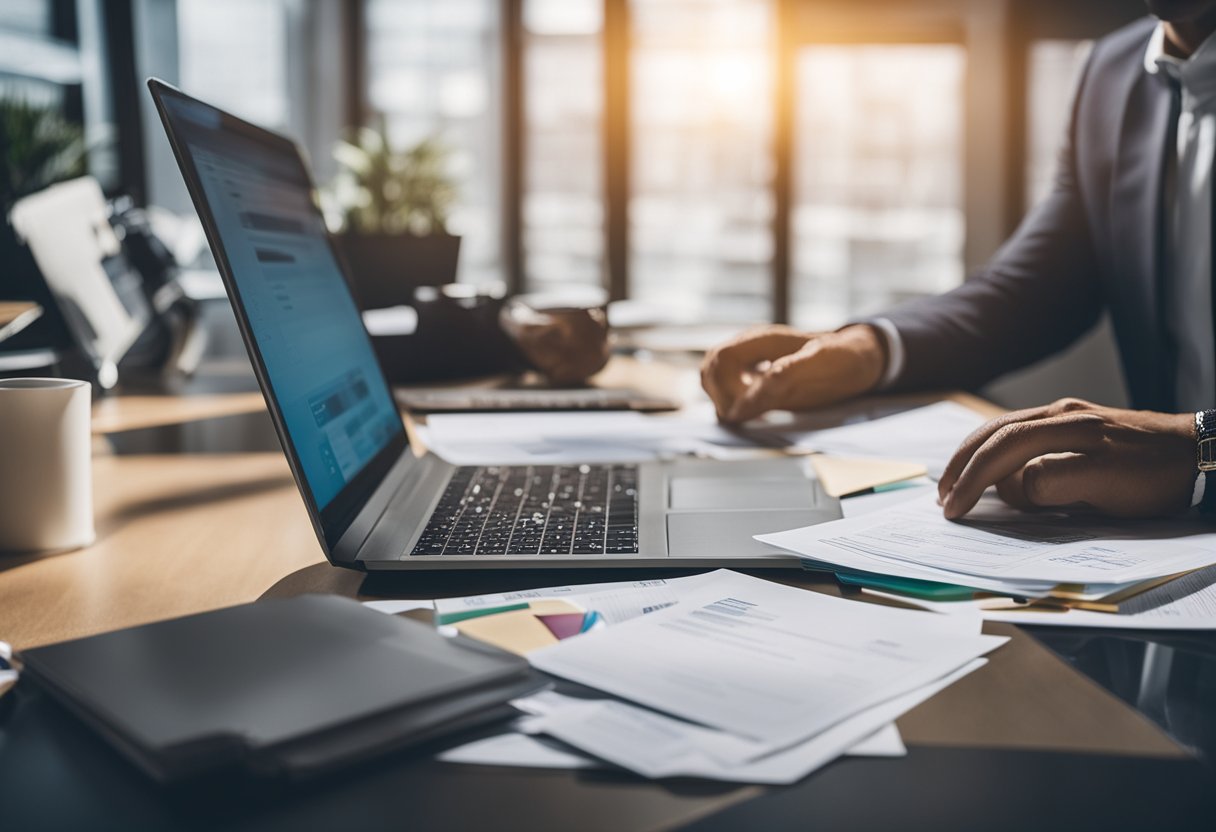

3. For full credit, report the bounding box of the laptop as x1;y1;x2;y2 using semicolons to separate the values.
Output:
149;79;841;570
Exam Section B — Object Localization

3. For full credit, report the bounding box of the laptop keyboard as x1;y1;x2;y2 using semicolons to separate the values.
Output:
410;464;640;556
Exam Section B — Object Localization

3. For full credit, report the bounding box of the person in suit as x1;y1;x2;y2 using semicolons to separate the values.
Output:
701;2;1216;520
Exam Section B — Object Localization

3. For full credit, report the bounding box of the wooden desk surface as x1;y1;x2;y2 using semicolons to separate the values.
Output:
91;391;268;435
0;451;324;649
0;356;1190;830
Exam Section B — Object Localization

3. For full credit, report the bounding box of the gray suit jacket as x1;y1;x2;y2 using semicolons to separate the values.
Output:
883;17;1185;411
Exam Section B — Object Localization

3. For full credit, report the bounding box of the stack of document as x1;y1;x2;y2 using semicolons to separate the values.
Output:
419;401;986;476
862;578;1216;630
746;401;987;479
373;570;1006;783
419;411;752;465
757;490;1216;625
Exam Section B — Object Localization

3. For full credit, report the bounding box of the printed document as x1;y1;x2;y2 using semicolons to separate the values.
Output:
863;577;1216;630
435;715;904;773
985;577;1216;629
520;661;981;783
760;493;1216;585
433;574;706;625
754;401;987;478
421;411;757;465
528;570;1004;755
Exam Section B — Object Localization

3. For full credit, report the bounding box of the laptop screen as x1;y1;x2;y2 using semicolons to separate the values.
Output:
155;87;405;538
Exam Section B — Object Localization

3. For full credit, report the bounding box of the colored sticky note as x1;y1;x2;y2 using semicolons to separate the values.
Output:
538;613;588;640
453;610;558;656
452;600;585;655
809;455;927;498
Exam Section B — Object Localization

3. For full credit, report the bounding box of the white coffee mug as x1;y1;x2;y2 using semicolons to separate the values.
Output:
0;378;95;552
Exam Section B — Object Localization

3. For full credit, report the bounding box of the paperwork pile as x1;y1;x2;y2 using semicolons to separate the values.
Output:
864;578;1216;630
758;490;1216;627
419;411;752;465
747;401;987;478
419;401;986;475
373;570;1006;783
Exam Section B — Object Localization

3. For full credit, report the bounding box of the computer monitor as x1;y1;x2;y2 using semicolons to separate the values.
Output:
149;80;406;549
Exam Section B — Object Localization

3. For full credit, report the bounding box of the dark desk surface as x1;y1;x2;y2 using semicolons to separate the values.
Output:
2;361;1214;830
3;561;1213;832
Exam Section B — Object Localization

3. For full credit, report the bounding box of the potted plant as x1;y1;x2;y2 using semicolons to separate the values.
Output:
328;120;461;309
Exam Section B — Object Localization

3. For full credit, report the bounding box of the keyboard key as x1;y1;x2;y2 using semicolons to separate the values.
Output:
410;463;639;556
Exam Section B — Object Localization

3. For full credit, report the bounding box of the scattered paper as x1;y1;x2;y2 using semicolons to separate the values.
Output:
760;493;1216;586
361;599;434;615
433;575;704;626
438;732;601;770
437;718;907;774
753;401;986;479
529;570;1004;757
522;661;982;783
422;411;752;465
871;576;1216;630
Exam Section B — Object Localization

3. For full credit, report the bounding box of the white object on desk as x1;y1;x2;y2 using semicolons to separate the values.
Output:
421;408;787;466
520;660;981;784
361;305;419;337
437;714;907;774
528;570;1004;757
432;574;704;625
361;599;435;615
760;493;1216;587
0;378;94;553
760;401;987;479
867;578;1216;630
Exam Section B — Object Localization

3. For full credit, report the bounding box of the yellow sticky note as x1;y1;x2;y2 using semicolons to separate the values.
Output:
452;600;583;656
809;455;927;498
527;599;586;616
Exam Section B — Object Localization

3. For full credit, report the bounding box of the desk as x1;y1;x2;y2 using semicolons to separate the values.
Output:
0;357;1210;831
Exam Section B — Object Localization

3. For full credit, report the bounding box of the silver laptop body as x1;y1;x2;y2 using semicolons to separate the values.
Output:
150;79;840;572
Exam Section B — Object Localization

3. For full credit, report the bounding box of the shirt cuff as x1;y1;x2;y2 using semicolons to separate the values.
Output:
1192;471;1206;508
867;317;906;391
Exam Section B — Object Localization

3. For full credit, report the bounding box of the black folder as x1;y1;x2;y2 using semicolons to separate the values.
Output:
19;594;545;782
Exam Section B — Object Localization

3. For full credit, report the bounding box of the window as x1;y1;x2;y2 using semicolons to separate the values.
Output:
628;0;773;323
2;0;52;36
365;0;502;286
522;0;603;291
791;45;965;330
177;0;290;131
1025;39;1093;210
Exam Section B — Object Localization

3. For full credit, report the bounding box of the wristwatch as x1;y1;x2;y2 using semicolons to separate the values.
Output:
1195;410;1216;514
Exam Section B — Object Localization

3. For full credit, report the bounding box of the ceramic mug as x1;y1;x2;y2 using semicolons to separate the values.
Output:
0;378;94;552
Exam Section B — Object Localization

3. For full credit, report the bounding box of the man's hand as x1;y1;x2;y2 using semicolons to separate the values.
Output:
938;398;1196;519
700;325;887;424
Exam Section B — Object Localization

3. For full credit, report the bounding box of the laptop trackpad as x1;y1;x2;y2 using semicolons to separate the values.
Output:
666;510;826;558
669;477;815;510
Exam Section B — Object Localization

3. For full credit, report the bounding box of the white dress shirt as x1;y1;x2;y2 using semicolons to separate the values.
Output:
1146;23;1216;414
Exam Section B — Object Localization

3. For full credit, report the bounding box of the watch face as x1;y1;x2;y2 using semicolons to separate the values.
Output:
1201;438;1216;472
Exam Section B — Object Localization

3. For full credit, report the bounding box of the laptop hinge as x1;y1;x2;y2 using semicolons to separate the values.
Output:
331;452;418;565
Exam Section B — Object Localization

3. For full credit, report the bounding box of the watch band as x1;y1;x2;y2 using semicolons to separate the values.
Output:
1196;410;1216;514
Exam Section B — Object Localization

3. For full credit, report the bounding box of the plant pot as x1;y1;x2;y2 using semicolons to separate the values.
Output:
336;231;461;309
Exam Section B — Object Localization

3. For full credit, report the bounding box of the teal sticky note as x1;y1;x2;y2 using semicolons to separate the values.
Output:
834;571;978;601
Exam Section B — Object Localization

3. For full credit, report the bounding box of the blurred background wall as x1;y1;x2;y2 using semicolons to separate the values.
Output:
2;0;1149;407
